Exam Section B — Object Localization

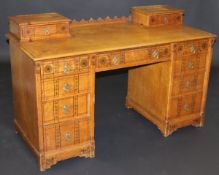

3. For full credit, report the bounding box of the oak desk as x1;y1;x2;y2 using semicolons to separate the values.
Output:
7;5;216;171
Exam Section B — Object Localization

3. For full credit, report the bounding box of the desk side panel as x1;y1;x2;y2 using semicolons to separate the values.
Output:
9;38;41;154
126;61;171;131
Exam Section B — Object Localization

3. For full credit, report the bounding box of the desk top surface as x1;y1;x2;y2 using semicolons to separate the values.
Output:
19;22;216;61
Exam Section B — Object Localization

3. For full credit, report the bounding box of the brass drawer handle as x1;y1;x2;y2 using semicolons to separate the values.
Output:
63;63;71;73
184;81;193;88
63;83;71;92
187;61;194;69
164;16;168;24
63;104;70;113
152;50;160;59
190;44;196;54
65;131;71;141
112;55;121;65
183;103;191;112
43;27;49;35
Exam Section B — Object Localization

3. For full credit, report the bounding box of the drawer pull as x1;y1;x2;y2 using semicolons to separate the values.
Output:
63;63;71;73
43;27;49;35
187;61;194;69
183;103;191;112
63;83;71;92
152;50;160;59
185;81;193;88
164;16;168;24
63;104;70;113
65;131;71;141
112;55;120;65
190;44;196;54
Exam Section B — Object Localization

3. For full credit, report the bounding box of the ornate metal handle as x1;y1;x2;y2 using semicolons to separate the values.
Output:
112;55;121;65
63;63;71;73
187;61;194;69
164;16;169;24
43;27;49;35
190;44;196;54
63;104;70;113
184;81;193;88
183;103;191;112
63;83;71;92
65;131;71;141
152;50;160;59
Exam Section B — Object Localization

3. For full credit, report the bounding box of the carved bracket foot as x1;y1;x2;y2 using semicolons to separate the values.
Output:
80;144;95;158
192;118;204;127
39;156;57;171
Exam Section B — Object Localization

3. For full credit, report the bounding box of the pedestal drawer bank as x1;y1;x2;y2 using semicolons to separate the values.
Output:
7;5;216;171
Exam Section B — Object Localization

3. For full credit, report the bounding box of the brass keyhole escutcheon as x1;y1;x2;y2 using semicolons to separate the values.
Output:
44;65;53;73
65;131;71;141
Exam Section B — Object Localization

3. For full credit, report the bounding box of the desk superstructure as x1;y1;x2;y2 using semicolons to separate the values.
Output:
7;5;216;171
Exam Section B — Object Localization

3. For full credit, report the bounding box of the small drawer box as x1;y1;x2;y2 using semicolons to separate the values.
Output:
131;5;184;27
9;13;71;41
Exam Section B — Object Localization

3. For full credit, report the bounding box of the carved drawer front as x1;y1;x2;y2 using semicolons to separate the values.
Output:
173;53;206;75
149;14;182;26
96;52;125;70
43;119;90;151
21;23;70;41
41;56;89;79
148;45;171;60
43;94;89;124
125;44;170;63
174;39;209;57
42;73;89;100
169;92;202;118
171;71;205;96
60;119;90;147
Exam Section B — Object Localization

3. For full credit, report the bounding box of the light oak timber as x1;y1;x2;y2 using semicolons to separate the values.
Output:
7;5;216;171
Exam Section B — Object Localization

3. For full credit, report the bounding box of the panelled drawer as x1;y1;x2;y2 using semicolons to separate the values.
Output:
41;56;89;79
149;13;182;26
169;92;202;118
171;71;205;96
174;39;209;57
125;44;170;63
20;22;70;41
44;118;90;152
43;94;89;124
96;52;125;70
9;13;71;41
42;73;89;100
173;53;207;75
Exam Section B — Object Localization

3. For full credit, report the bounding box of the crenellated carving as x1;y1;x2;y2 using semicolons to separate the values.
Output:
71;16;131;28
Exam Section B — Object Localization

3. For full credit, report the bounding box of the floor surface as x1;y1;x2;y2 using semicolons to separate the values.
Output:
0;56;219;175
